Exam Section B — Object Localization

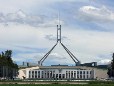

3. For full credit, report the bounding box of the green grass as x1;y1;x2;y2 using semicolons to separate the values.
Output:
88;81;114;84
0;80;114;86
0;84;114;86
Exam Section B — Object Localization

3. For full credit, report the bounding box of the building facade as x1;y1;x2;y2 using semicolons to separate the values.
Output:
27;69;94;79
18;66;96;80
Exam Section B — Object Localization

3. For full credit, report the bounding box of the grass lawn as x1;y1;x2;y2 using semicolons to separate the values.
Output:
0;81;114;86
0;84;114;86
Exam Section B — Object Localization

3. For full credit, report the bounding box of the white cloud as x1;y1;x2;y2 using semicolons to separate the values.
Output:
12;52;43;64
78;5;114;22
0;0;38;13
98;59;111;65
60;28;114;64
0;10;65;27
45;34;68;41
0;10;45;27
0;0;88;14
48;53;67;60
39;19;64;27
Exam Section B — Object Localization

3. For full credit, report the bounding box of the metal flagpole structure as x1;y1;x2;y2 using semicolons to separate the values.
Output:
38;14;81;66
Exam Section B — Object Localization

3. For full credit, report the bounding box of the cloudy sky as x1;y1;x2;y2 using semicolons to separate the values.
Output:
0;0;114;66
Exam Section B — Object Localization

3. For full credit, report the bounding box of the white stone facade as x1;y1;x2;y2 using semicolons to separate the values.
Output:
26;68;94;79
18;66;108;80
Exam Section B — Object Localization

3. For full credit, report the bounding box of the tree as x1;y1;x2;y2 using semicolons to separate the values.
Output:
111;53;114;70
0;50;18;79
107;53;114;78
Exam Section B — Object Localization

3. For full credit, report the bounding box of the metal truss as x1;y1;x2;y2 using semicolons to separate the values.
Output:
38;25;81;66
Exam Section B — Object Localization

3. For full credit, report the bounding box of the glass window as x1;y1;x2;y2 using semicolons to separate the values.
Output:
80;75;82;79
77;75;79;79
80;71;82;74
83;75;85;79
35;71;37;74
77;71;79;74
87;75;88;78
32;71;34;75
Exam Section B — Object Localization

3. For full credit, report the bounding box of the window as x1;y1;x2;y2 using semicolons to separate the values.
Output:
80;75;82;79
83;75;85;79
77;71;79;74
32;71;34;76
77;75;79;79
80;71;82;74
87;75;88;79
62;74;65;79
74;73;76;78
35;71;37;74
35;75;37;78
87;71;88;74
56;74;58;78
32;75;34;78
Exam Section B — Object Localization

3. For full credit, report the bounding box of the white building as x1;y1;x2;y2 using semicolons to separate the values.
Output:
18;66;95;80
27;69;94;79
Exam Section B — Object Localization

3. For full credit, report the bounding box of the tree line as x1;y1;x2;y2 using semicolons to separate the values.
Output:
107;53;114;78
0;50;18;79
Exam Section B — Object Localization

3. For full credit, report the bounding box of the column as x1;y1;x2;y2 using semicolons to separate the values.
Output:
46;71;47;79
88;71;90;79
49;70;50;78
76;71;77;79
44;71;46;79
30;70;32;78
70;71;71;79
34;70;35;78
68;71;69;79
82;70;83;79
47;71;49;78
43;71;45;79
85;70;87;79
37;70;38;78
79;70;80;79
40;71;41;78
65;72;66;79
73;71;74;79
69;71;71;79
